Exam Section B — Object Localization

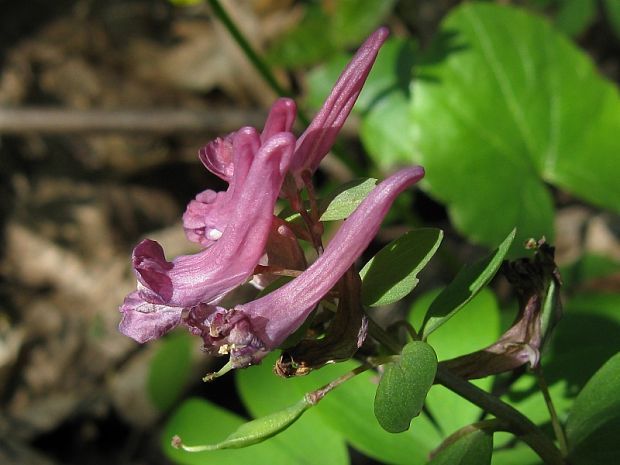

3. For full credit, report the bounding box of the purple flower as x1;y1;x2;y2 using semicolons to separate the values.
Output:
183;166;425;367
119;129;295;342
119;27;396;351
290;27;389;185
195;27;389;193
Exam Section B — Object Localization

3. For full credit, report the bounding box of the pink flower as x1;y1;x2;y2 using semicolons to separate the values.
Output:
119;27;397;351
119;129;295;342
183;167;425;367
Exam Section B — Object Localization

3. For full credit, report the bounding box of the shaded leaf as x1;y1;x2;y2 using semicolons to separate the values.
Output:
566;352;620;465
148;332;193;411
421;229;515;338
374;341;438;433
360;228;443;306
429;429;493;465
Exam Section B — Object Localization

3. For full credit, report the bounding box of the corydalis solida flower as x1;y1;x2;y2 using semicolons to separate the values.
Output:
119;28;425;369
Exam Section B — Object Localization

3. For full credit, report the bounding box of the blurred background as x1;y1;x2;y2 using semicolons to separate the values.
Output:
1;1;619;464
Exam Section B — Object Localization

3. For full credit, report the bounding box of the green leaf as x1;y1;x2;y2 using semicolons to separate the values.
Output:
421;229;515;338
177;400;311;451
238;353;441;465
566;352;620;465
428;429;493;465
163;398;308;465
410;289;501;435
374;341;438;433
147;332;193;411
236;354;349;465
331;0;397;48
554;0;596;36
410;3;620;249
604;0;620;38
490;436;541;465
320;178;377;221
360;228;443;307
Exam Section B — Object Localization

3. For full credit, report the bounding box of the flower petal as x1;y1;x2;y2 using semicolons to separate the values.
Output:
198;133;235;182
291;27;389;184
118;291;182;343
240;165;425;350
137;131;297;308
261;98;297;142
183;128;260;246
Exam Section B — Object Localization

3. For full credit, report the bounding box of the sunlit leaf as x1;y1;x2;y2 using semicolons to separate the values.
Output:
408;3;620;249
320;178;377;221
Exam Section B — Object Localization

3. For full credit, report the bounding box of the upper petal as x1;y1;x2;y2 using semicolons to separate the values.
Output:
136;131;297;308
198;133;235;182
291;27;389;184
261;98;297;142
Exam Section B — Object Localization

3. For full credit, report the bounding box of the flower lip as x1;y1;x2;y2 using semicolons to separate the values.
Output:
134;130;297;309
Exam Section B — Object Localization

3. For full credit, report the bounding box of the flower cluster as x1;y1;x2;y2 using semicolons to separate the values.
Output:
119;28;425;369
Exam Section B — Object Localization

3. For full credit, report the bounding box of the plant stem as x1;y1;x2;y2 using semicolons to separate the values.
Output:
207;0;310;126
533;365;569;456
366;316;566;465
435;367;565;465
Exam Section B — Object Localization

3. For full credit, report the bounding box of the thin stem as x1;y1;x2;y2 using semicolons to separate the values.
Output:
435;367;565;465
207;0;310;126
365;316;566;465
306;364;370;404
533;365;569;456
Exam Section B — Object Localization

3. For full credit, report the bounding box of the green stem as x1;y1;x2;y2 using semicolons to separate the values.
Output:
366;317;566;465
533;365;569;456
435;367;565;465
207;0;310;126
